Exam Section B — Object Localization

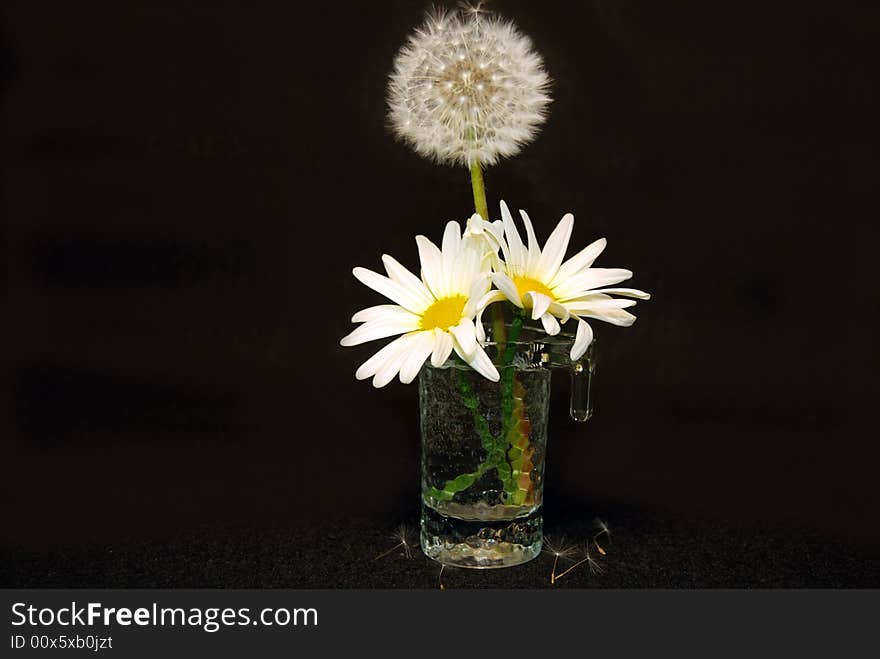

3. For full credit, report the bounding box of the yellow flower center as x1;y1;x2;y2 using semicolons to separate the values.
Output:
420;295;468;331
513;276;555;305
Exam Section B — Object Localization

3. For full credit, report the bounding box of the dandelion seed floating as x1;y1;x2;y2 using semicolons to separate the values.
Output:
387;5;551;219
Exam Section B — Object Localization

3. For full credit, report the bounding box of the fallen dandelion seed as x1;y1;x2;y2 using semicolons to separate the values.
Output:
554;547;604;582
543;535;579;584
374;524;416;561
593;517;611;543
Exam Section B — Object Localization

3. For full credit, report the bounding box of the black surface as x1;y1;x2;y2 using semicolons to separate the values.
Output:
4;504;878;589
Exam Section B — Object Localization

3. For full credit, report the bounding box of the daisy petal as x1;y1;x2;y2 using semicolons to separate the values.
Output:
565;297;638;313
353;267;430;314
450;319;478;357
456;343;500;382
464;216;501;267
382;255;432;306
373;351;408;388
465;213;488;232
431;328;454;367
355;333;415;381
351;304;414;324
441;221;462;294
473;290;506;343
560;292;611;304
519;209;541;273
415;235;445;299
340;315;420;346
588;287;651;300
492;217;512;266
551;238;607;287
489;220;505;246
526;291;553;320
540;312;561;335
441;220;462;257
547;300;571;323
573;306;638;327
399;331;435;384
553;268;633;300
492;272;524;307
451;238;481;294
474;218;506;250
500;200;526;270
535;213;574;282
571;318;594;361
463;274;493;317
372;332;424;387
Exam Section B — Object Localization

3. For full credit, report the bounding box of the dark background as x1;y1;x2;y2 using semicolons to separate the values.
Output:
3;0;878;583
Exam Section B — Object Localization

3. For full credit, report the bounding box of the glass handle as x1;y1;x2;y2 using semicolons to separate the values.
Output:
569;359;595;422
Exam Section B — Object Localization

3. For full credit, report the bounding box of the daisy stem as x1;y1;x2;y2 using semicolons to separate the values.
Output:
457;368;500;460
498;314;525;501
500;314;524;438
469;160;507;350
427;365;505;502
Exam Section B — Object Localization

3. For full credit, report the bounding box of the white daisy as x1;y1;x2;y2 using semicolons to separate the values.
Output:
462;212;505;271
480;201;651;361
341;221;500;387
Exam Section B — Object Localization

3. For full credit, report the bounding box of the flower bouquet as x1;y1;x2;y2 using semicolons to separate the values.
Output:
341;6;649;568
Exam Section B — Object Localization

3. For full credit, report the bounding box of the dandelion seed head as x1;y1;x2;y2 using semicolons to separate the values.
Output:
387;6;552;167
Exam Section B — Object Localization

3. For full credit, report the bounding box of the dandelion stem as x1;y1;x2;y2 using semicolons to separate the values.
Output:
469;159;507;351
469;161;490;222
471;161;489;221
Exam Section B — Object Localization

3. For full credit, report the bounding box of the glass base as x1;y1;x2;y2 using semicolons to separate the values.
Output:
420;503;543;568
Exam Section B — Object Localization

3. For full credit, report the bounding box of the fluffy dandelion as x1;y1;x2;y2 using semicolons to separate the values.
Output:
479;200;651;360
341;220;500;386
387;6;551;170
